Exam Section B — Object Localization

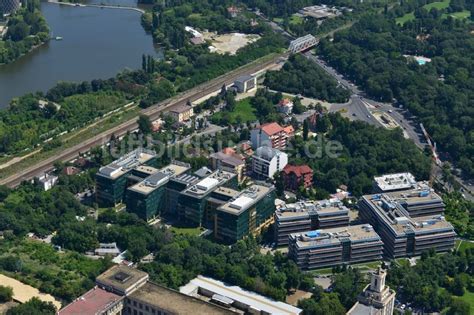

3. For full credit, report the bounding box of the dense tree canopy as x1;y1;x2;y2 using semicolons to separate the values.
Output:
289;113;431;196
318;11;474;178
265;55;350;103
0;0;49;64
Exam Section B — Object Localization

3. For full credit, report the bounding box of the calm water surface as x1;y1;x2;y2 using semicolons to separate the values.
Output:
0;1;158;108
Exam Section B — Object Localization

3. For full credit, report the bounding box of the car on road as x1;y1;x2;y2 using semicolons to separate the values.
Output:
388;110;393;113
367;115;371;118
352;113;356;117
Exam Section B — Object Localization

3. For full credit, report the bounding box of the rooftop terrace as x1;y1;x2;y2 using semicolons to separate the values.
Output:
290;224;380;249
97;148;156;179
373;172;416;192
128;162;190;195
218;184;274;215
181;170;236;198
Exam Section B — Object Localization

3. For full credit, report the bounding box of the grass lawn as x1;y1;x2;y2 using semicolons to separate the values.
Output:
442;10;471;20
396;0;452;25
458;290;474;310
456;239;474;252
211;98;257;124
396;12;415;25
170;226;205;236
290;15;304;25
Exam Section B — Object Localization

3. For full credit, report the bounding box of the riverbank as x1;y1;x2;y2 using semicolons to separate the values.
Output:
0;40;49;68
47;0;145;13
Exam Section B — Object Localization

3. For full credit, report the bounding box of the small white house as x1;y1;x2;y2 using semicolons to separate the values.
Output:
37;174;59;191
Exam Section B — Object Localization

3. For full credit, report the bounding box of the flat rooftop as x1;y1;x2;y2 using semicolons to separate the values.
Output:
218;184;274;215
134;165;159;176
95;265;148;294
373;172;416;192
380;183;443;205
290;224;381;249
98;149;156;179
128;162;190;195
130;282;236;315
361;193;453;235
58;287;123;315
180;276;302;315
276;198;349;220
181;170;236;198
213;187;240;199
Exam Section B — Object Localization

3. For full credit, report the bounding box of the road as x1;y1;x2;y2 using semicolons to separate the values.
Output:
303;52;424;148
0;54;286;188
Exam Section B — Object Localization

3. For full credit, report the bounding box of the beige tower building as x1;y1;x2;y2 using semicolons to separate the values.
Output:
347;268;396;315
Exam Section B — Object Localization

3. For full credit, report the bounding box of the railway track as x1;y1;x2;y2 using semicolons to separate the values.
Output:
0;53;286;188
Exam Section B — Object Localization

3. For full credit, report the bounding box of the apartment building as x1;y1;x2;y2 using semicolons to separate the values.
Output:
209;149;246;183
167;104;194;123
214;184;276;242
250;122;288;150
281;164;313;191
274;198;350;246
288;225;383;270
251;146;288;179
95;149;157;207
358;192;455;258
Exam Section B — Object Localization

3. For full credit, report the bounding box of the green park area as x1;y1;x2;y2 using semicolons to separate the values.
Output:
395;0;466;25
0;239;109;302
290;15;304;25
211;97;257;124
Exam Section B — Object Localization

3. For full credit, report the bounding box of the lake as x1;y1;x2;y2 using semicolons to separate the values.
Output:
0;1;159;108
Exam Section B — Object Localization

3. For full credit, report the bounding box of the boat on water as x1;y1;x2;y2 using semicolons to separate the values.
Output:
54;36;63;40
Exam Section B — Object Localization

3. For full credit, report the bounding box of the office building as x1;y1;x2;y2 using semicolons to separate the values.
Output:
210;148;246;183
178;170;238;226
358;191;455;258
180;275;302;315
214;184;276;242
95;149;156;207
125;162;190;221
347;268;396;315
288;225;383;270
274;198;350;246
251;146;288;179
162;171;200;216
0;0;20;15
250;122;288;150
167;104;194;123
373;172;417;193
233;75;256;93
59;265;236;315
281;164;313;191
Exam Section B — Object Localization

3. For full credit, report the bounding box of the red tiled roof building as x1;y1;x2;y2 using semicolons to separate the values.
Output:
282;164;313;191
